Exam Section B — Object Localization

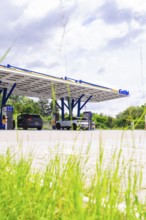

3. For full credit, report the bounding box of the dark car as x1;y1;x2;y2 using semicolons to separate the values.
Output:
17;114;43;130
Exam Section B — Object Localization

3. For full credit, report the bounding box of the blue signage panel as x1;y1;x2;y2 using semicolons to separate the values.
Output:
119;89;129;95
3;106;13;112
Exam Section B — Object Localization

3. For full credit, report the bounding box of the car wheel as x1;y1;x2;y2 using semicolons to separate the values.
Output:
37;127;42;130
12;120;15;130
72;123;77;130
23;123;28;130
56;123;61;130
23;126;28;130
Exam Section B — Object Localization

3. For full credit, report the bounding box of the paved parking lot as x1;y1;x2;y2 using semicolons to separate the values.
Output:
0;130;146;200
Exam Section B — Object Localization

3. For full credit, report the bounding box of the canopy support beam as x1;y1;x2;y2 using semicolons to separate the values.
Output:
56;94;93;120
0;83;16;129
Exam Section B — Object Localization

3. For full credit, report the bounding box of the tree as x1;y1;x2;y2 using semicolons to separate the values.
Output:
38;99;51;117
92;113;110;129
22;98;40;114
49;99;60;114
116;106;145;129
7;95;24;113
107;116;116;128
7;96;40;115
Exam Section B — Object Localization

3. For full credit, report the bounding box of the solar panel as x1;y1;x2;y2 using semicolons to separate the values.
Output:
0;64;129;102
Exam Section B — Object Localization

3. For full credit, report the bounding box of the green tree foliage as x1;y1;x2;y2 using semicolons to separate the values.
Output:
116;106;145;129
107;116;116;128
22;97;40;114
92;105;146;129
92;113;107;129
38;99;60;117
38;99;51;117
7;95;40;114
4;95;146;129
92;113;116;129
7;96;59;118
49;99;60;114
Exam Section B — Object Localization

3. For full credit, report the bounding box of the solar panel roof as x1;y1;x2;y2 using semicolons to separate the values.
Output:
0;64;129;102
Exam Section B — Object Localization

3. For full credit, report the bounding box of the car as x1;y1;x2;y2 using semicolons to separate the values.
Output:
56;116;94;130
17;114;43;130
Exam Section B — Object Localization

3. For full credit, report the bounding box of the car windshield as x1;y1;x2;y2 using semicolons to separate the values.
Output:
64;117;87;121
22;114;40;117
31;115;40;118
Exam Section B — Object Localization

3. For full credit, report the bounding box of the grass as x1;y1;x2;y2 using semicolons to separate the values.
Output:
0;146;145;220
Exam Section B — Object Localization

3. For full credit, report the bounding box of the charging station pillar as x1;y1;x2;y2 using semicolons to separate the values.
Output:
83;111;93;130
2;105;14;130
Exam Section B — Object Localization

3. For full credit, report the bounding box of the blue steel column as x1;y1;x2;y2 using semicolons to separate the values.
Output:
0;80;2;126
0;88;7;128
80;95;92;111
76;95;84;117
2;83;16;105
68;98;74;117
77;95;92;117
0;88;2;128
1;88;7;106
77;99;81;117
0;83;16;129
55;98;66;120
61;98;65;120
71;99;74;116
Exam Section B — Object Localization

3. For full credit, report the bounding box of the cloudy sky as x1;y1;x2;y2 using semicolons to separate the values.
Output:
1;0;146;116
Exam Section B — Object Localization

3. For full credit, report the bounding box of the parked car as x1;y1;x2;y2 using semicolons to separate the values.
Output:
17;114;43;130
56;116;94;130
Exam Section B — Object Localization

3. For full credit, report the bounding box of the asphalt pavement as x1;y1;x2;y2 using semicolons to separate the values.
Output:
0;129;146;201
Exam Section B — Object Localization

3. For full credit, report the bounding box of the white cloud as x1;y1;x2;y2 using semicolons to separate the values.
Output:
118;0;146;12
1;0;146;116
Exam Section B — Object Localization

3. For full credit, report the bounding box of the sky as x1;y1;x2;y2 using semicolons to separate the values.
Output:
1;0;146;116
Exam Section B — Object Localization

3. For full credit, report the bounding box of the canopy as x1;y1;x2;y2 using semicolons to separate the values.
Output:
0;64;129;102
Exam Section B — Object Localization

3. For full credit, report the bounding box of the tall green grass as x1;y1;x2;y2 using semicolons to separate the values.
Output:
0;147;145;220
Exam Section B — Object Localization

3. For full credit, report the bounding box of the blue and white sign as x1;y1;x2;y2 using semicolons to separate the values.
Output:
119;89;129;96
3;106;13;112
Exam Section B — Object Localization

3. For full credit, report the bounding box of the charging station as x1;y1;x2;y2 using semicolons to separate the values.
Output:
2;105;14;130
83;111;93;130
0;64;129;130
